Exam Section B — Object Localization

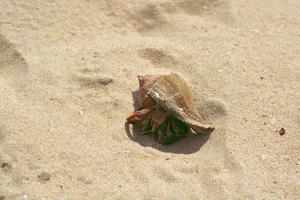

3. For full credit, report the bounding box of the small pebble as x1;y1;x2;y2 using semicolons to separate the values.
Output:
79;110;83;115
77;176;92;184
279;128;285;135
93;52;99;57
270;117;277;125
261;154;267;160
1;162;12;172
38;172;51;182
1;162;10;168
260;76;264;79
0;196;5;200
166;158;170;160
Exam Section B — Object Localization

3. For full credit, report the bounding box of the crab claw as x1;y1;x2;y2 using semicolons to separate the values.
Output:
126;108;152;127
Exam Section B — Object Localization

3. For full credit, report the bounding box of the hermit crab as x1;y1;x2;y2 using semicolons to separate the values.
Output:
127;73;214;144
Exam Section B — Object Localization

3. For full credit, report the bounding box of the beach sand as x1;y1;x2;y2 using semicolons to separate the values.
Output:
0;0;299;199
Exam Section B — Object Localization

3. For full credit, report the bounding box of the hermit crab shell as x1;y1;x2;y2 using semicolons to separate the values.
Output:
144;73;214;134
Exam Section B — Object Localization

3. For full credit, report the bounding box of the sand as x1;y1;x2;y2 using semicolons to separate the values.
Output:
0;0;299;199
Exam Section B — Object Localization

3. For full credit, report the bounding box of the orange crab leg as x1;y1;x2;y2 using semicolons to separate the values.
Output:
126;108;152;125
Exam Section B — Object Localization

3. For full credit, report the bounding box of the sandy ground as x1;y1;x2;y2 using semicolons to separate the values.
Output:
0;0;299;199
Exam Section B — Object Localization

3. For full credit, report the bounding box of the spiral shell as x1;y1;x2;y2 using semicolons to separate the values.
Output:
127;73;214;144
147;73;214;134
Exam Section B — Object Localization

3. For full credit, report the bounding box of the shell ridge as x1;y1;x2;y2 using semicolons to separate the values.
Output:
147;74;214;134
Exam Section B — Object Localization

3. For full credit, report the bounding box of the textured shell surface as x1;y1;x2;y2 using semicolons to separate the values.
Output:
147;73;214;134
